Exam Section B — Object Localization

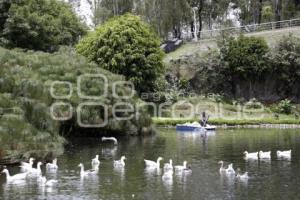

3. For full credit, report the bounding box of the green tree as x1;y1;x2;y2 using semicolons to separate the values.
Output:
76;13;165;94
92;0;114;27
262;5;274;22
221;35;269;96
0;0;12;32
236;0;262;24
0;0;86;52
282;0;297;19
96;0;134;18
141;0;171;38
272;34;300;97
165;0;191;39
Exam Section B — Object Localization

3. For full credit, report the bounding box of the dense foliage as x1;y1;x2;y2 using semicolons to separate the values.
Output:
275;99;295;114
222;35;269;78
0;48;64;161
185;34;300;102
221;35;270;95
272;34;300;97
76;14;165;94
91;0;300;38
0;47;154;162
0;0;86;52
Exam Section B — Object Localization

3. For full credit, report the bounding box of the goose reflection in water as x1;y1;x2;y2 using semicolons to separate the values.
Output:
114;165;125;179
162;169;173;194
101;146;118;157
2;179;28;199
79;172;99;193
145;166;162;177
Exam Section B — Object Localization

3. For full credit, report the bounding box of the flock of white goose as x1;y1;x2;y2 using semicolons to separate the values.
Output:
1;135;293;186
218;149;292;181
244;150;292;160
144;157;192;181
1;137;192;186
1;157;59;186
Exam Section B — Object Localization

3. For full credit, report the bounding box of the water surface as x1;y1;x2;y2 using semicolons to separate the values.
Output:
1;128;300;200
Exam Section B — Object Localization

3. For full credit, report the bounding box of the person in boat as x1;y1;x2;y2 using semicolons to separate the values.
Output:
200;112;209;127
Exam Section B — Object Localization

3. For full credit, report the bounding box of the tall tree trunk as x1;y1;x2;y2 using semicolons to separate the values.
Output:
197;0;203;39
173;26;178;38
113;0;116;15
275;0;282;21
198;12;202;38
208;1;212;30
249;80;253;98
275;0;282;28
231;79;236;98
258;0;263;24
177;25;181;39
190;21;194;38
173;25;181;39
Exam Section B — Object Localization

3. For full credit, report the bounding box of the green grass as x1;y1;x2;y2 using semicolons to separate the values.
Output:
164;27;300;64
152;95;300;126
153;117;300;126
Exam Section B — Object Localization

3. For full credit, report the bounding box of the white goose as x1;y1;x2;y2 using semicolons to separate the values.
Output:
236;168;249;181
114;156;126;168
225;163;236;175
244;151;258;160
277;150;291;159
102;137;118;145
175;161;188;172
78;163;98;177
144;157;163;169
91;155;100;169
218;161;226;174
163;159;173;172
2;168;27;182
39;176;58;187
20;157;35;172
28;162;43;176
259;151;271;159
46;158;58;171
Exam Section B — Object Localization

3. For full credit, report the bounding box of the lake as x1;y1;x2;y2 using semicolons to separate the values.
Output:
1;128;300;200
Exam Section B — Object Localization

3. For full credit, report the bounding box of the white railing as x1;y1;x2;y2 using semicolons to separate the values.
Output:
190;19;300;41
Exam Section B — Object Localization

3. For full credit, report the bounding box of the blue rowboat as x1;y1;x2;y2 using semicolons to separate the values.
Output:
176;122;216;132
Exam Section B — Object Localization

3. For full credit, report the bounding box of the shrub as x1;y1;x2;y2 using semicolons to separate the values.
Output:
245;98;263;109
76;13;165;94
0;46;155;161
210;94;224;103
276;99;295;114
272;34;300;97
222;35;269;79
0;0;86;52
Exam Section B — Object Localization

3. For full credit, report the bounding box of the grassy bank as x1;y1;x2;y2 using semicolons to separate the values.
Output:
164;27;300;64
153;117;300;126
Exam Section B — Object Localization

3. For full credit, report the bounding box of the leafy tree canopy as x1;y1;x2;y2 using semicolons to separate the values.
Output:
0;0;86;52
222;35;270;79
271;34;300;96
76;13;165;94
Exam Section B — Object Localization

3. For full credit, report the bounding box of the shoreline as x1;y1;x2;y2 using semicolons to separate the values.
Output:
153;118;300;129
156;124;300;129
